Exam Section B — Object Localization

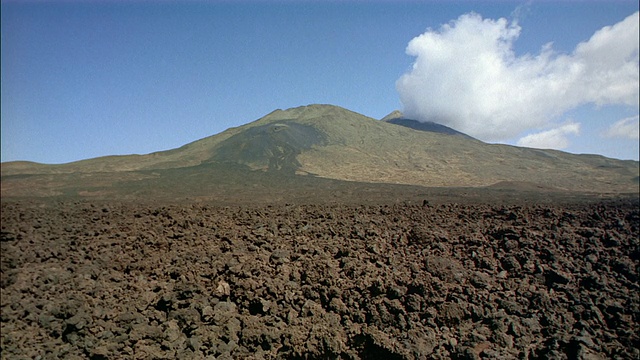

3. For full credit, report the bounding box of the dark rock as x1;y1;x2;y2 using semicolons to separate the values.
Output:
545;268;573;287
1;200;638;359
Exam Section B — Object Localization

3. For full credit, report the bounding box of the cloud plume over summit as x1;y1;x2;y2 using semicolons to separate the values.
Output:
396;11;639;146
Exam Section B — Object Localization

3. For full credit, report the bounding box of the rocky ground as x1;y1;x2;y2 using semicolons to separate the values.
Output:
1;198;638;359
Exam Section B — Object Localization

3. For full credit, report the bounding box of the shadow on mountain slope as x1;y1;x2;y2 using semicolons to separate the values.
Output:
208;121;326;174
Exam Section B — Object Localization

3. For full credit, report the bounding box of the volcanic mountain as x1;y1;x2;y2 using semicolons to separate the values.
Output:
1;104;638;201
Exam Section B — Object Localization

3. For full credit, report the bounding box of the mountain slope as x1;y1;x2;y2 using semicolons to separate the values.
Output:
1;104;638;199
291;106;637;192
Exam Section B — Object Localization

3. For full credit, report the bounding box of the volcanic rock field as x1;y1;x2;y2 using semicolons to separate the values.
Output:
1;198;638;359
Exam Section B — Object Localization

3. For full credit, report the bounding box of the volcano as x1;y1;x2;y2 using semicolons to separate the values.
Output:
1;104;638;201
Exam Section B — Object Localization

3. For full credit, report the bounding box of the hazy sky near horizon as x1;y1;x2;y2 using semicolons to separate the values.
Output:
2;0;639;164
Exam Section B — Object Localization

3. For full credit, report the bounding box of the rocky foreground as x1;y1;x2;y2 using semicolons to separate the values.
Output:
1;199;638;359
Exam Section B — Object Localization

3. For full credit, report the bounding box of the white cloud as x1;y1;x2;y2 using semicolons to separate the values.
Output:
396;11;639;142
517;122;581;150
604;115;640;140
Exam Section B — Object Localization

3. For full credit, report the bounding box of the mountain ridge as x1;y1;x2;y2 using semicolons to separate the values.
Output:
2;104;638;199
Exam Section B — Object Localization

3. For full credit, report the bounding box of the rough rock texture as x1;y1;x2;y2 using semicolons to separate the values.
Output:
1;199;638;359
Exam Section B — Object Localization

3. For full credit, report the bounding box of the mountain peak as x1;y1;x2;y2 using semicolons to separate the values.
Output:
385;118;475;139
262;104;364;122
379;111;475;139
274;104;352;114
381;110;404;122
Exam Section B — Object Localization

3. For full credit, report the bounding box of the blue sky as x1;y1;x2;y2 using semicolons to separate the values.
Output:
1;1;638;164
